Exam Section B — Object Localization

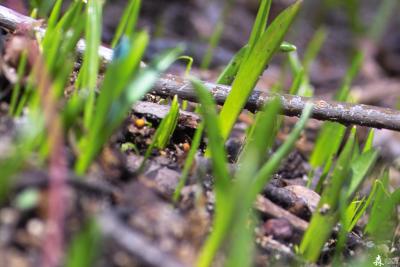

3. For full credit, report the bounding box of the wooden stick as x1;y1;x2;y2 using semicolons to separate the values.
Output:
152;75;400;131
1;4;400;131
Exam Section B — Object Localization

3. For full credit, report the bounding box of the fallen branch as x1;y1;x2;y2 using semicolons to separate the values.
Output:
1;5;400;131
152;75;400;131
99;211;188;267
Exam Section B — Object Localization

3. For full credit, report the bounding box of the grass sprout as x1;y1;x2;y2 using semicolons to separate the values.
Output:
218;0;302;141
193;78;312;267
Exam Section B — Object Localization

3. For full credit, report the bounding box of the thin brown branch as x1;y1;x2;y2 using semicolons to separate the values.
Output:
152;75;400;131
1;4;400;131
99;211;188;267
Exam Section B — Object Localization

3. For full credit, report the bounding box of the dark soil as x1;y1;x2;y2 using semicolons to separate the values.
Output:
0;0;399;267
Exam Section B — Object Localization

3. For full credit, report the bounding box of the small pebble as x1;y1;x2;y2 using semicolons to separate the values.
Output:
134;118;146;129
27;219;44;238
263;218;293;241
182;142;190;152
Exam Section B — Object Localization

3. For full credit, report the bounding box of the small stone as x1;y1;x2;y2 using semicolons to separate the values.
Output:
134;118;146;129
27;219;44;238
0;208;17;225
263;218;293;241
182;142;190;152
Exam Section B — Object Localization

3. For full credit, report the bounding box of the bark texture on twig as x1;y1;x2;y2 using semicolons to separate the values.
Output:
1;4;400;131
255;196;309;233
153;75;400;131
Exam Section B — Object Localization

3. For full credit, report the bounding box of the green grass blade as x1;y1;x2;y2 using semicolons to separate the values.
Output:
246;0;272;56
173;122;204;203
365;170;397;240
362;129;375;153
75;47;181;174
309;122;346;170
191;79;231;189
140;95;180;170
238;97;281;173
335;51;364;102
66;219;100;267
302;27;327;73
191;79;232;267
347;150;378;198
216;46;248;85
82;0;103;129
346;180;379;231
155;95;180;149
219;0;302;141
224;98;283;267
46;0;63;32
9;51;28;116
250;102;312;199
201;0;235;69
300;128;356;262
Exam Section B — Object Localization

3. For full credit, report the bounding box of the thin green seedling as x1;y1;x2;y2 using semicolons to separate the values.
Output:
246;0;272;57
193;77;312;267
9;51;28;116
308;51;364;187
248;103;312;199
302;26;327;73
191;79;234;267
335;51;364;102
46;0;63;32
174;42;247;201
218;0;302;141
216;46;248;86
154;95;180;149
223;98;282;267
75;45;182;174
365;170;399;241
345;179;381;232
288;26;326;96
82;0;103;130
29;0;56;17
287;51;313;96
300;128;356;262
140;95;180;171
76;31;150;173
111;0;141;48
178;56;194;77
173;122;204;203
362;129;375;153
347;149;378;198
238;97;282;169
65;218;100;267
369;0;397;42
0;110;44;202
201;0;235;69
333;183;352;263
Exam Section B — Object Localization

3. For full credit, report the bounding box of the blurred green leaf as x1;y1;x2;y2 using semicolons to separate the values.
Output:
111;0;142;48
66;218;100;267
75;45;182;174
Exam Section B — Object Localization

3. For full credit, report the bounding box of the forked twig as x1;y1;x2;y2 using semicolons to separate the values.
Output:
1;4;400;131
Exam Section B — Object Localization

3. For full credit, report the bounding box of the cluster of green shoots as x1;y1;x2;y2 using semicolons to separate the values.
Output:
0;0;399;266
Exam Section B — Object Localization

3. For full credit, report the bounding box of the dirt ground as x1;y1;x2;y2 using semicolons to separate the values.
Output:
0;0;399;266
